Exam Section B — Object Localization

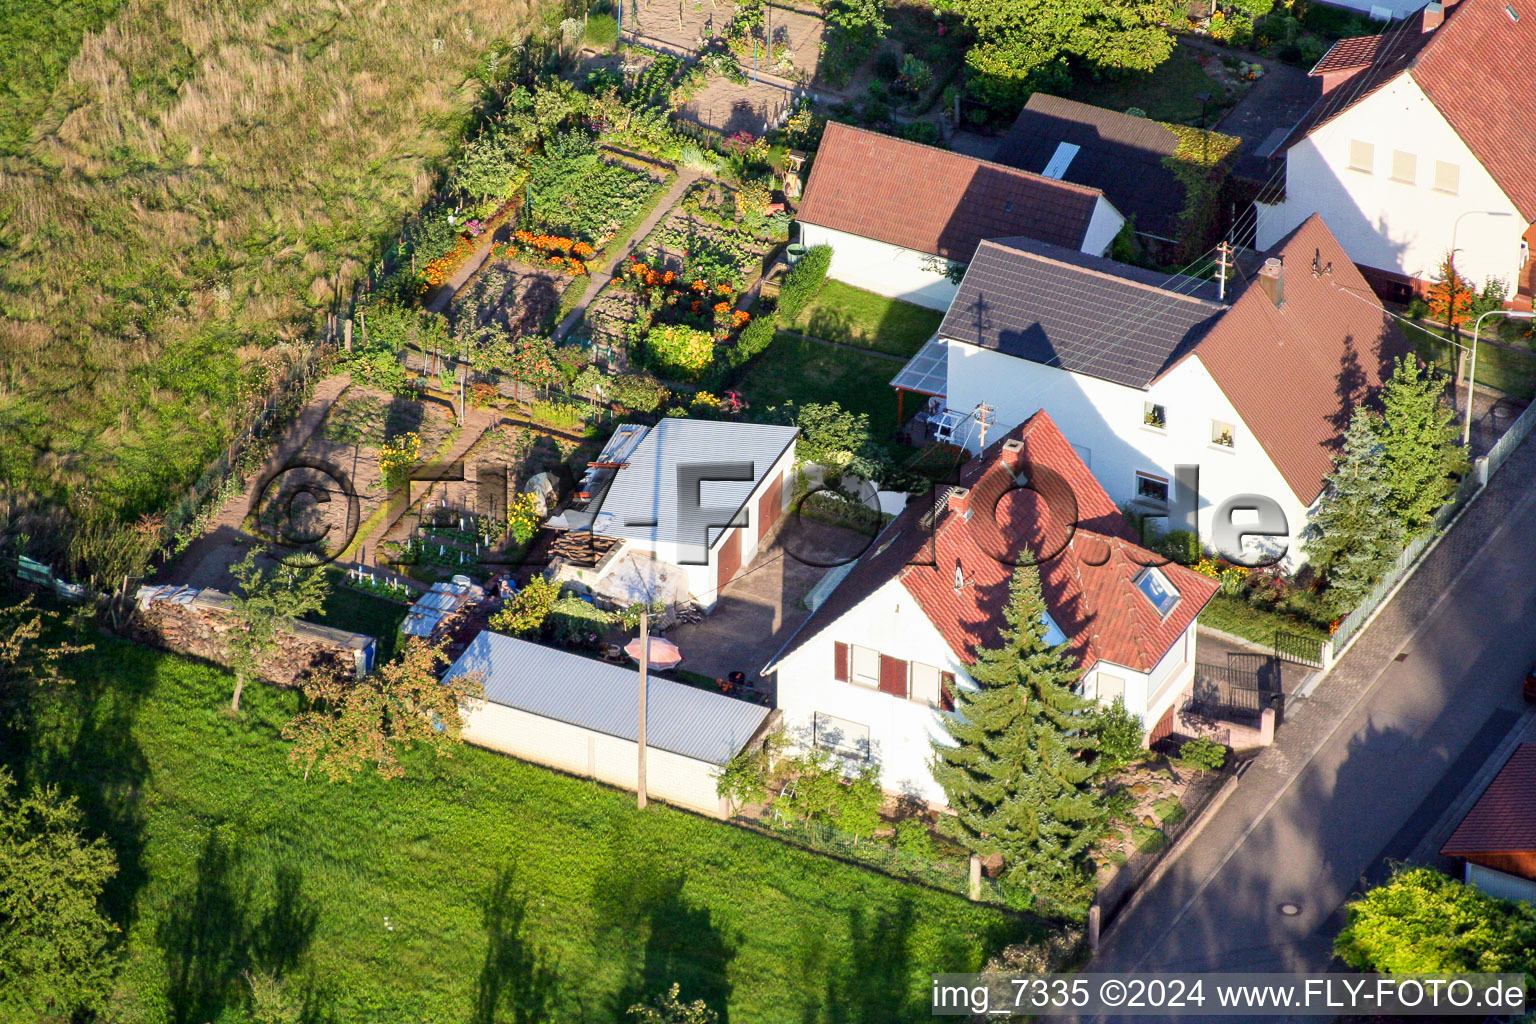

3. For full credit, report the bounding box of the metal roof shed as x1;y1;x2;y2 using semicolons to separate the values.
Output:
447;630;775;817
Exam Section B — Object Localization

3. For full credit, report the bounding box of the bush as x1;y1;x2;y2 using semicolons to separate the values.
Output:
874;50;902;81
1177;736;1227;773
507;492;542;545
548;596;615;648
528;401;587;432
1335;867;1536;974
776;244;832;320
731;312;777;366
489;575;561;638
585;12;619;48
795;401;871;470
608;372;671;413
645;323;716;381
1161;529;1201;565
1090;697;1145;776
894;817;936;859
900;120;941;146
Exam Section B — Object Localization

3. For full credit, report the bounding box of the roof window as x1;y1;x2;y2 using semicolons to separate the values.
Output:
1134;566;1181;618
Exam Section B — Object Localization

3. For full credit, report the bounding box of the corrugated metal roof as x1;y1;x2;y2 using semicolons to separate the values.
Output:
589;418;798;561
447;630;770;765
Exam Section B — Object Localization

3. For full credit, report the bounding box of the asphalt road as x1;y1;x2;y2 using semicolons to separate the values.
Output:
1084;434;1536;1019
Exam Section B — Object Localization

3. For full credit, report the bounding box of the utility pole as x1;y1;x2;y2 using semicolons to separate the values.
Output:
1216;241;1232;301
974;401;995;449
637;609;649;810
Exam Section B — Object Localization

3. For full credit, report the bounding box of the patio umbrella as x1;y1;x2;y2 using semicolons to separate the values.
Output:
625;635;683;671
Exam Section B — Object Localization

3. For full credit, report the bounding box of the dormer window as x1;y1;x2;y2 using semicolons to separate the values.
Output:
1134;567;1180;618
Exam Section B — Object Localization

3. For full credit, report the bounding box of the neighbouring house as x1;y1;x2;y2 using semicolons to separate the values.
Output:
132;584;377;684
895;213;1408;565
446;629;776;817
794;121;1126;311
993;93;1221;251
762;411;1218;806
546;418;799;613
1255;0;1536;307
1441;742;1536;903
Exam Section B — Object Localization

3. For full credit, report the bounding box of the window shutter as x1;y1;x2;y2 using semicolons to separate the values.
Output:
879;655;909;698
940;672;956;712
834;642;849;682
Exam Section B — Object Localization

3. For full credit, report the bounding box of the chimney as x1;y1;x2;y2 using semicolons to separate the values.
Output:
1422;1;1445;30
1257;257;1286;307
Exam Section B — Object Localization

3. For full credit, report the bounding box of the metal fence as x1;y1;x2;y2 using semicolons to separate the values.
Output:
1484;393;1536;477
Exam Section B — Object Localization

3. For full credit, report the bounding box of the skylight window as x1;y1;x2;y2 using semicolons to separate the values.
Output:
1507;3;1520;22
1042;141;1080;179
1134;567;1181;618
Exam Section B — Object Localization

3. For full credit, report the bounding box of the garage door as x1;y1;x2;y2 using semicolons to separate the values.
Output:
717;528;742;593
757;472;784;536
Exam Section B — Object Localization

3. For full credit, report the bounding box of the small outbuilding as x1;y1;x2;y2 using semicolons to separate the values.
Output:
446;630;776;817
1441;742;1536;904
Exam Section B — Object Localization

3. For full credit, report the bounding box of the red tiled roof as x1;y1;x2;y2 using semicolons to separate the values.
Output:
765;412;1217;675
1309;33;1387;73
1164;214;1410;505
1441;743;1536;856
1286;0;1536;220
796;121;1107;261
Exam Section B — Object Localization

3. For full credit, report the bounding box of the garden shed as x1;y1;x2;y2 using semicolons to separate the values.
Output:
447;630;776;817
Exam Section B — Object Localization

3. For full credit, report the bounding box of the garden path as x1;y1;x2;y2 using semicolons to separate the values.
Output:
552;168;704;342
424;232;502;315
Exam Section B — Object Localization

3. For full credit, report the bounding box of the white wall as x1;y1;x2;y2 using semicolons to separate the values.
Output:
462;700;731;817
945;343;1312;566
773;579;969;805
1084;196;1128;258
1257;74;1527;292
1081;622;1196;736
1465;861;1536;905
798;223;960;311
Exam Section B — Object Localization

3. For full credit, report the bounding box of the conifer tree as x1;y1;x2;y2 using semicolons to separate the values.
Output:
1305;408;1404;617
1426;251;1473;329
930;563;1104;911
1378;356;1465;536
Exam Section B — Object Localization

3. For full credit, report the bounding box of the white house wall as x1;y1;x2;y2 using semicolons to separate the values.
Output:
462;700;731;818
773;578;970;805
1083;196;1128;257
798;223;961;311
1256;74;1525;291
945;343;1312;566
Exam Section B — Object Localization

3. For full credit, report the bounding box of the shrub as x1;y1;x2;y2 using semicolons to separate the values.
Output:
1177;736;1227;773
608;372;671;413
894;817;936;858
776;244;832;320
379;433;422;491
528;401;587;431
731;312;777;365
1161;529;1201;565
585;12;619;48
507;492;542;545
898;53;933;95
645;323;716;380
1335;867;1536;974
1090;697;1145;776
548;596;615;648
900;120;941;146
795;401;870;469
489;575;561;638
874;50;902;81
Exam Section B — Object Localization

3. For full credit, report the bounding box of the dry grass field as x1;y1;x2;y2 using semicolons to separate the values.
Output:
0;0;554;546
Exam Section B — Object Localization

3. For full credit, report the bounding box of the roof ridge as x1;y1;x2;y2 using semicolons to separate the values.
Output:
977;238;1228;310
826;121;1109;200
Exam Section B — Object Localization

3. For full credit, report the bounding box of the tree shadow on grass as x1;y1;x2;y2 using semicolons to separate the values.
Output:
158;829;320;1024
474;866;560;1024
794;901;917;1024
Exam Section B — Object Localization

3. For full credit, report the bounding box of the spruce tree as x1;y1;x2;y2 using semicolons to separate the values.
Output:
1305;408;1404;617
930;563;1104;911
1378;356;1465;535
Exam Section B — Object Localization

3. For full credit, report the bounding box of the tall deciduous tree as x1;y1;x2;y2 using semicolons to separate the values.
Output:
929;563;1104;911
227;551;331;713
284;638;484;782
1305;408;1404;617
0;769;119;1022
1378;356;1465;535
1335;868;1536;974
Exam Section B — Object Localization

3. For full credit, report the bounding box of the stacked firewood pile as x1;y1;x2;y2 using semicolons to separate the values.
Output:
130;599;357;688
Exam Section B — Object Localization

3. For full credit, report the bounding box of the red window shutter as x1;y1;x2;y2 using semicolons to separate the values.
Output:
940;672;956;712
879;655;909;698
833;642;849;682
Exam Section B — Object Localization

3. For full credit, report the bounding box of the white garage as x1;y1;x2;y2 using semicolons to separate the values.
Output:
446;630;776;818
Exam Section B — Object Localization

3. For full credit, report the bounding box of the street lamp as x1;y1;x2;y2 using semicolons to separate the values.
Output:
1464;309;1536;446
1450;209;1515;258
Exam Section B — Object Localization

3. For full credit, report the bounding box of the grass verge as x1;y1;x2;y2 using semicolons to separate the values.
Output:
15;634;1030;1022
784;281;944;358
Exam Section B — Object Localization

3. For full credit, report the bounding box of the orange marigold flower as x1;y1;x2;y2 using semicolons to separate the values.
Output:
573;242;595;258
691;279;707;292
713;301;731;314
715;284;732;295
662;271;675;284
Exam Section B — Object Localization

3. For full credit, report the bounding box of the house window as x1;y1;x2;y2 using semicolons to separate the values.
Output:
910;662;941;705
1390;150;1416;185
1211;419;1235;448
1348;140;1374;173
1134;566;1181;618
1143;402;1166;430
1433;161;1460;194
850;644;880;687
1099;672;1126;702
812;712;870;760
1135;472;1169;507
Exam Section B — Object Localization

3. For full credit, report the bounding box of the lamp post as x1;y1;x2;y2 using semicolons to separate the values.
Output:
1464;309;1536;447
1448;210;1515;385
1450;209;1514;258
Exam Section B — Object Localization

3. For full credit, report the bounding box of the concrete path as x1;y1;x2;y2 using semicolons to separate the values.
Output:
1083;422;1536;1018
552;169;702;342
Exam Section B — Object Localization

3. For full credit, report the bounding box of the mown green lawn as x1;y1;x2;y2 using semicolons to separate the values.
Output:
1064;50;1230;126
738;332;905;440
1402;320;1536;400
15;634;1034;1023
784;281;945;358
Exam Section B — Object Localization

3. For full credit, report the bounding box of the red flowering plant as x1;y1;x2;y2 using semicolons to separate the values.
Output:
505;230;594;276
490;334;563;389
